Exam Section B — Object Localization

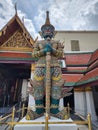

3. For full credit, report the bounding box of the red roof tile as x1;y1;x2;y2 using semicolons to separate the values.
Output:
62;74;83;82
87;59;98;71
89;49;98;64
78;68;98;82
0;52;31;58
65;53;92;65
67;67;87;71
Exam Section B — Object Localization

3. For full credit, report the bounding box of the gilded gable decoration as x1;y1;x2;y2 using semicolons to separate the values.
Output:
0;14;34;52
1;29;30;48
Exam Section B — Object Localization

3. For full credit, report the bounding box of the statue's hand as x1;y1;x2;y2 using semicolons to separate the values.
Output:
44;43;53;53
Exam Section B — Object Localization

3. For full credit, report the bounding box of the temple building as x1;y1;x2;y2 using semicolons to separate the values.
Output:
0;13;98;124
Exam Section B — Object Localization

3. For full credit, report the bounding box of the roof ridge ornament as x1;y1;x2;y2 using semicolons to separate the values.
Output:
15;3;17;15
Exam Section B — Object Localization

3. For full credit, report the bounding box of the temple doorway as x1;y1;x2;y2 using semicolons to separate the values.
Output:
0;63;31;108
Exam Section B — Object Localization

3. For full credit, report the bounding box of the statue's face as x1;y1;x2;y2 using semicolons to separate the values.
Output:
41;25;54;39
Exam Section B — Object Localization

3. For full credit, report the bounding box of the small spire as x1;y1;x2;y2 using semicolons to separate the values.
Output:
15;3;17;15
45;11;50;25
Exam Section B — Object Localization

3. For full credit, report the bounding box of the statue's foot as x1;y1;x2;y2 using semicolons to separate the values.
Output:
26;110;44;120
50;109;68;120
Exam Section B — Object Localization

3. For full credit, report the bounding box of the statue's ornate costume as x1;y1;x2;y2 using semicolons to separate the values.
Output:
26;11;68;120
32;40;64;100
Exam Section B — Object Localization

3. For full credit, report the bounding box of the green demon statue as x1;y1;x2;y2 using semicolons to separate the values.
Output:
26;11;68;120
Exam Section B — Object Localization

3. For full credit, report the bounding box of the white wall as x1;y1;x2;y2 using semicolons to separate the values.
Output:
54;31;98;52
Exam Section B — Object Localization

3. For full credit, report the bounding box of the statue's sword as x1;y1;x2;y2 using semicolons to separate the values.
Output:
45;50;51;117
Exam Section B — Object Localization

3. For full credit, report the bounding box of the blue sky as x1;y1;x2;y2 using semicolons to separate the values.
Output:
0;0;98;39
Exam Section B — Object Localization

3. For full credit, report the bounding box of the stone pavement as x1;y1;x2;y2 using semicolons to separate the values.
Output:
0;124;89;130
77;125;88;130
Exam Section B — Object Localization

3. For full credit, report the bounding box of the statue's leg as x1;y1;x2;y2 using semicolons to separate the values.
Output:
26;67;45;120
50;86;61;114
26;85;45;120
50;88;68;119
50;67;67;119
34;86;45;115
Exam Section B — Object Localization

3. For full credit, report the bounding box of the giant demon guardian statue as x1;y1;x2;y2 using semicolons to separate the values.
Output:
26;11;72;120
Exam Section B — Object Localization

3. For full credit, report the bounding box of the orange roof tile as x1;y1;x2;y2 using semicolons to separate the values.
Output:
89;49;98;64
67;67;87;71
79;68;98;82
0;52;31;58
65;53;92;65
62;74;83;82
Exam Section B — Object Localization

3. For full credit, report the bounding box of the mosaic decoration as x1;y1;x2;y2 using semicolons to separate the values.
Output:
2;29;29;48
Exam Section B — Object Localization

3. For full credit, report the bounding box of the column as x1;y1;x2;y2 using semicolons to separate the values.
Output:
30;64;35;79
28;64;36;109
74;87;87;117
85;86;97;121
21;79;28;101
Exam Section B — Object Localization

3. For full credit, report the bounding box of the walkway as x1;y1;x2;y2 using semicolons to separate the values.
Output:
78;125;89;130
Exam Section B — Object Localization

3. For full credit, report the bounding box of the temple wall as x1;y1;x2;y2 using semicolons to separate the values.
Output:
54;31;98;52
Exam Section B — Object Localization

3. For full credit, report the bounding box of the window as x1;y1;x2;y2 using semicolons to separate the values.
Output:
71;40;80;51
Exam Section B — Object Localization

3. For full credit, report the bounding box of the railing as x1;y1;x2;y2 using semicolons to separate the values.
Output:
0;104;92;130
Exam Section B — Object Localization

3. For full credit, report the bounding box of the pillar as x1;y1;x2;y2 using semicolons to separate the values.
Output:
30;64;36;79
85;86;97;121
28;64;36;109
74;87;87;117
21;79;28;101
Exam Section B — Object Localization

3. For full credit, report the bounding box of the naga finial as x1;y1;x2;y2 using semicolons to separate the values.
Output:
15;3;17;15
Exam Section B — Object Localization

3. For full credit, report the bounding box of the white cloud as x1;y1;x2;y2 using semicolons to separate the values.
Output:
23;18;41;39
34;0;98;30
1;0;98;40
0;0;14;29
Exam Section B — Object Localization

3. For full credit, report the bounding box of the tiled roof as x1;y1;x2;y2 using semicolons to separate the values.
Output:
63;51;98;87
76;68;98;86
62;74;83;86
0;52;31;58
0;14;34;47
66;67;87;73
88;49;98;64
87;49;98;71
0;51;35;63
65;53;92;66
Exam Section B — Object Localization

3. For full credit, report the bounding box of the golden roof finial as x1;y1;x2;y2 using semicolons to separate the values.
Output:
45;11;50;25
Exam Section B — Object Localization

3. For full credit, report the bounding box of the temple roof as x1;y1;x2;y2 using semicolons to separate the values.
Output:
63;51;98;87
75;68;98;86
62;74;83;86
65;52;92;66
0;14;34;51
0;51;35;63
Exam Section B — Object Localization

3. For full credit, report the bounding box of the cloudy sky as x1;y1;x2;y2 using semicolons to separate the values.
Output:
0;0;98;39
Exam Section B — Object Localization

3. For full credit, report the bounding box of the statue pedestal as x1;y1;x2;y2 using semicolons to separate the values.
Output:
14;116;78;130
